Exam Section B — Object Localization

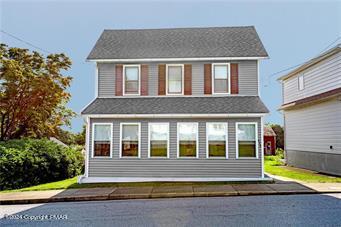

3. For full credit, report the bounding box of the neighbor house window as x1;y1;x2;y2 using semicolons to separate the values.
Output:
93;123;112;157
120;123;140;157
212;63;230;94
298;74;305;91
206;123;228;158
148;123;169;158
178;123;198;158
167;65;183;94
124;65;140;95
236;123;258;158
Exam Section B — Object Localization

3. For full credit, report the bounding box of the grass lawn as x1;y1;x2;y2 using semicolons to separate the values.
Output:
265;156;341;183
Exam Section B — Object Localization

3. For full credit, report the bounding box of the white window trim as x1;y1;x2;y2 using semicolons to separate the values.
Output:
91;122;113;158
148;123;170;158
212;63;231;95
298;74;305;91
123;64;141;96
166;64;184;95
177;122;199;158
119;122;141;158
235;122;259;159
206;122;228;159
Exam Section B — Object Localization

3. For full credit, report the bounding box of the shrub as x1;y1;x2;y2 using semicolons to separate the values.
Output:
0;139;84;190
276;148;285;159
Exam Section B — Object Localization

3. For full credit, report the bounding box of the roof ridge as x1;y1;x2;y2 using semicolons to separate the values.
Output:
103;26;255;32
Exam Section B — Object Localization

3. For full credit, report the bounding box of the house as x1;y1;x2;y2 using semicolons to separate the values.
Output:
263;125;276;155
278;44;341;176
79;26;269;183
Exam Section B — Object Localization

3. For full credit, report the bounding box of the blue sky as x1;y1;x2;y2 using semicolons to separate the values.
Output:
1;0;340;132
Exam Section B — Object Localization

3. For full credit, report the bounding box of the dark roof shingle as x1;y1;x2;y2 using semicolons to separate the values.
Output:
87;26;268;60
81;96;269;115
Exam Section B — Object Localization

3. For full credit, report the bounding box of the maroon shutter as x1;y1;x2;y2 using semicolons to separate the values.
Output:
231;63;239;94
141;65;148;96
115;64;123;96
158;64;166;95
184;64;192;95
204;64;212;94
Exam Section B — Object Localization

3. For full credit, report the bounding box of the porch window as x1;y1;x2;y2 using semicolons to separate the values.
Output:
178;123;198;158
124;65;140;95
149;123;169;158
236;123;258;158
167;65;183;94
213;63;230;94
121;123;140;157
207;123;228;158
93;124;112;157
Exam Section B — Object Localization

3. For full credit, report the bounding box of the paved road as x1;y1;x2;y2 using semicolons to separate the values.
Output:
1;194;341;226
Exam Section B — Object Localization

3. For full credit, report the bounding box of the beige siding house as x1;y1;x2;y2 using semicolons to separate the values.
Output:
279;44;341;176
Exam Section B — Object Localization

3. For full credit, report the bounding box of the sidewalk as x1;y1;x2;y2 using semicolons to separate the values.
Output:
1;180;341;205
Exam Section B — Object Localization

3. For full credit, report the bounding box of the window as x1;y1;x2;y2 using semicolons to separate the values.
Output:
124;65;140;95
178;123;198;158
167;65;183;94
206;123;228;158
93;123;112;157
212;63;230;94
236;123;258;158
120;123;140;157
298;74;305;90
148;123;169;158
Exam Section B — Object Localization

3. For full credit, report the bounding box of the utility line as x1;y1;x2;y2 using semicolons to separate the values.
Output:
1;29;52;54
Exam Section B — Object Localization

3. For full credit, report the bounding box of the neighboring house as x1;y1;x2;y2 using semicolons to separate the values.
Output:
278;44;341;176
79;26;269;183
264;125;276;156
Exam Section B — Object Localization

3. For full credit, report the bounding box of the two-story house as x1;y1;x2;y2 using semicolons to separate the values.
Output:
79;26;269;183
278;44;341;176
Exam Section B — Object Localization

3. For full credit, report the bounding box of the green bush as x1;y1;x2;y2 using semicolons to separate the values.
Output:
276;148;285;159
0;139;84;190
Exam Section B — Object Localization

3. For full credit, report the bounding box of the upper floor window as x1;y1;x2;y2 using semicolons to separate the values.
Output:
212;63;230;94
123;65;140;95
93;123;112;158
298;74;305;91
167;64;183;95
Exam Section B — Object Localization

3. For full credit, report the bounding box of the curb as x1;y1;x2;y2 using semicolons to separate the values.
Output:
1;190;340;205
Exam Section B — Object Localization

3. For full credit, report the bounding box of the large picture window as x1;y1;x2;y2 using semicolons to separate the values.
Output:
212;63;230;94
149;123;169;158
207;123;228;158
124;65;140;95
93;123;112;157
178;123;198;158
120;123;140;157
167;65;183;94
236;123;258;158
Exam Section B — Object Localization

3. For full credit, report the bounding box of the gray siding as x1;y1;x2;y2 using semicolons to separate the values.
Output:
283;51;341;104
285;98;341;155
88;118;262;178
97;63;115;97
97;60;258;97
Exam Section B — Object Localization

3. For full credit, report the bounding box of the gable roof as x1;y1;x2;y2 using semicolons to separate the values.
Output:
278;44;341;81
81;96;269;115
264;125;276;136
87;26;268;60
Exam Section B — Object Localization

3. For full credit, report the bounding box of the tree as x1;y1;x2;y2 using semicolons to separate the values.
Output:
0;44;75;141
55;125;85;146
270;124;284;149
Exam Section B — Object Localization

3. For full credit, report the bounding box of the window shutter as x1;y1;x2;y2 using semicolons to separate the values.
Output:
158;64;166;95
184;64;192;95
231;63;239;94
204;64;212;94
115;64;123;96
141;64;148;96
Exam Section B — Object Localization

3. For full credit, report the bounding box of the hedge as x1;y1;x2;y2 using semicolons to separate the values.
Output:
0;139;84;190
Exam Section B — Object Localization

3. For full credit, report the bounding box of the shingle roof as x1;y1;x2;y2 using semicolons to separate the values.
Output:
87;26;268;60
81;96;269;115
